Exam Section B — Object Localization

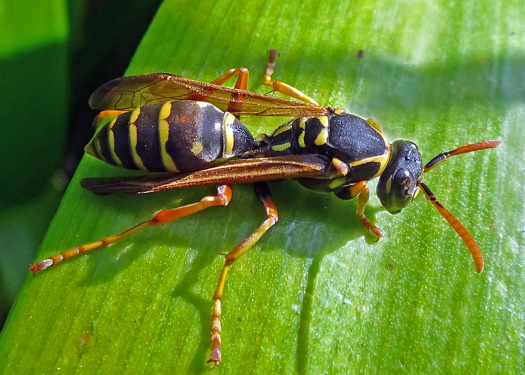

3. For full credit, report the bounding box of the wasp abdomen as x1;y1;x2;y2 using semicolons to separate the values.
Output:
85;101;255;172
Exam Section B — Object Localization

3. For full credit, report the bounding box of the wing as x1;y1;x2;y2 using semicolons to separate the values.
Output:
88;73;330;117
80;155;343;195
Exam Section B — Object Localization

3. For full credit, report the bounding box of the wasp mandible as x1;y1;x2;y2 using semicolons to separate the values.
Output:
31;50;501;364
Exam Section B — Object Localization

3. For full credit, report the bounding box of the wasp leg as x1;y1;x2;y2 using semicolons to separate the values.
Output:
208;67;250;114
29;185;233;274
208;181;278;364
337;181;384;241
209;67;249;90
263;49;319;106
91;109;127;128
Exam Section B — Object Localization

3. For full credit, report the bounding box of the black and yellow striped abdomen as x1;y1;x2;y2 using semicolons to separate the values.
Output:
85;101;255;172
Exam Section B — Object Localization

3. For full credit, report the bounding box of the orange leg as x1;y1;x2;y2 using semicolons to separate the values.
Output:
207;50;321;113
208;67;250;114
30;185;233;274
338;181;384;241
263;49;319;106
208;182;279;364
209;67;249;90
418;182;484;273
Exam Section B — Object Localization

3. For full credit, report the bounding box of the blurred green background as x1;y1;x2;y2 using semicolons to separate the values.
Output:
0;0;162;328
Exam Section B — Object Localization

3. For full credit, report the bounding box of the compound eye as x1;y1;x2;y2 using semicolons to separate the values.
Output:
377;168;418;214
389;168;418;211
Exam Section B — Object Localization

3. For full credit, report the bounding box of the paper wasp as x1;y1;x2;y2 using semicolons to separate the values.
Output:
30;50;500;364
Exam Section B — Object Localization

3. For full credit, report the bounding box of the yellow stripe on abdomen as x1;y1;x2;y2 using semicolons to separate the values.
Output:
108;118;124;167
158;102;179;172
222;112;237;158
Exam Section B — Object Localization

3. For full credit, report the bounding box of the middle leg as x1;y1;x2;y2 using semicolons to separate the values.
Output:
208;181;279;364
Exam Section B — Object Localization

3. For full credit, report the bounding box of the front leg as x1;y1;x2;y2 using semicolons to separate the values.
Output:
335;181;384;241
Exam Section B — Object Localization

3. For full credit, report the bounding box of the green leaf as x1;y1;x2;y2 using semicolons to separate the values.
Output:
0;0;69;322
1;0;523;374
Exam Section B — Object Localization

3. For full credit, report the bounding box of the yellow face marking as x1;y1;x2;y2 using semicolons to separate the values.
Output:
271;142;291;152
222;112;237;157
108;118;123;166
191;141;204;155
158;102;179;172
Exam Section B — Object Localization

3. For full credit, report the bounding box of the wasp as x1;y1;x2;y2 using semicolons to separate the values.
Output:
30;50;501;364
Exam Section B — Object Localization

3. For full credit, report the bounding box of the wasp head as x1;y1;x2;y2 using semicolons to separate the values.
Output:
377;140;423;214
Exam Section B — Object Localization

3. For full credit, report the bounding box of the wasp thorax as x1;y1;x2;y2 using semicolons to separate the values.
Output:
377;140;423;214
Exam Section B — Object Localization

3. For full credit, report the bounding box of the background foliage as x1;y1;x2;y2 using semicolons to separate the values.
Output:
0;0;161;326
1;0;523;374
